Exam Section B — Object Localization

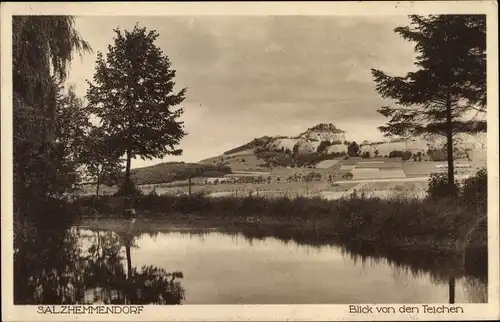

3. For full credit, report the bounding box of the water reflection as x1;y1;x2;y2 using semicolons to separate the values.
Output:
15;221;487;305
109;227;487;304
14;227;185;305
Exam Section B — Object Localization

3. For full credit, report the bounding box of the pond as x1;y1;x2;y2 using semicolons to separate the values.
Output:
14;224;487;305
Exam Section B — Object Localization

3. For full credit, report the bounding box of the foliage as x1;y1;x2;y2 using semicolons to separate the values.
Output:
86;24;187;188
130;266;185;304
372;15;486;138
223;136;274;155
80;126;124;195
371;15;486;189
317;140;332;154
255;150;295;167
427;169;487;216
427;172;460;199
460;168;487;213
15;227;185;304
342;172;354;180
114;180;144;198
129;162;232;185
55;86;93;179
388;150;413;161
13;16;92;219
347;141;360;157
78;191;486;258
427;148;448;161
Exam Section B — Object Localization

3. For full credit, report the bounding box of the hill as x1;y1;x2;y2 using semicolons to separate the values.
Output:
129;162;232;185
127;123;486;185
202;123;485;170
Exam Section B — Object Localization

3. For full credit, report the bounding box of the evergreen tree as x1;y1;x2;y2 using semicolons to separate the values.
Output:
371;15;486;193
87;25;187;195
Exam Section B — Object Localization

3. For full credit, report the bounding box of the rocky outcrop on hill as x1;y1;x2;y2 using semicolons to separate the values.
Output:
358;133;486;161
223;123;486;163
297;123;347;142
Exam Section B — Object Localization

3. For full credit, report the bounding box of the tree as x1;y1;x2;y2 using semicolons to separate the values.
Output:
347;141;359;157
86;25;187;195
371;15;486;194
13;16;91;213
54;86;94;192
317;140;332;154
81;127;123;197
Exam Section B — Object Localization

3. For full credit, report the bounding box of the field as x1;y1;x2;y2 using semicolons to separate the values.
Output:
78;155;485;201
198;149;267;172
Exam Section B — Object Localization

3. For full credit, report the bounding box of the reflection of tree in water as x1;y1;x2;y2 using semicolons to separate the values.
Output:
225;225;486;281
157;224;487;302
14;227;185;305
14;227;85;304
462;276;488;303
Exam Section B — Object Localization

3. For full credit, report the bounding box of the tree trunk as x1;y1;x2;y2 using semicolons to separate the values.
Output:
126;243;133;279
125;242;134;303
445;96;455;194
125;151;132;186
92;171;101;215
124;151;133;208
188;164;192;196
448;277;456;304
95;170;101;197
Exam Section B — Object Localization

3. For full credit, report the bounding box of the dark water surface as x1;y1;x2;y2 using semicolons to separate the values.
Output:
14;224;487;305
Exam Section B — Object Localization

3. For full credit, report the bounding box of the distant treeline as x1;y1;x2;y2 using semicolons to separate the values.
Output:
223;136;275;155
129;162;232;185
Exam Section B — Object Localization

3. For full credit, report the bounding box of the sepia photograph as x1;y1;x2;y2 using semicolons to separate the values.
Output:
1;1;498;321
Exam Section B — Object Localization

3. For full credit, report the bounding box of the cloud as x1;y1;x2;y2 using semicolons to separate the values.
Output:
68;15;417;166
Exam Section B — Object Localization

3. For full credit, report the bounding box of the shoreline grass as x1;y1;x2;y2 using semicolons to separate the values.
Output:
73;192;487;258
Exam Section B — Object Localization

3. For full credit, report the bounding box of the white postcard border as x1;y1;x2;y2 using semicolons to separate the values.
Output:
1;1;499;321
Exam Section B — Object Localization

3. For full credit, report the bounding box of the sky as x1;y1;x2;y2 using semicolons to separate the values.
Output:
68;15;419;168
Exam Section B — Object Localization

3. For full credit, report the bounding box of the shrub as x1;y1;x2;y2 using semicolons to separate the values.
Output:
461;168;487;213
388;150;402;158
427;172;459;199
149;188;159;197
202;170;229;178
317;141;332;154
388;150;412;160
343;172;354;180
401;151;412;161
427;148;448;161
347;142;360;157
115;180;144;198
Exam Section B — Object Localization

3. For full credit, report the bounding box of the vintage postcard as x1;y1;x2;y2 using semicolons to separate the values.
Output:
1;1;499;321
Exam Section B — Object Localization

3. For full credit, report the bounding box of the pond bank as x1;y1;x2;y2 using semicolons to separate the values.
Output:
75;215;487;281
73;193;487;278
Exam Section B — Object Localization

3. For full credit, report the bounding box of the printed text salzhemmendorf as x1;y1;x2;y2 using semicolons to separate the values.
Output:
37;305;144;314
